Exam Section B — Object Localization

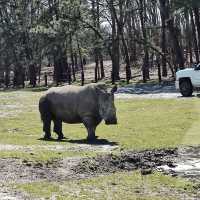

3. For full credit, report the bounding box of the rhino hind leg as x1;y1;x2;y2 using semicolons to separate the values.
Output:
43;119;52;140
53;119;64;140
39;97;52;140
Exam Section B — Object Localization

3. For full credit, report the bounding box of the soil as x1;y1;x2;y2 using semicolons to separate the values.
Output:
0;148;177;184
2;146;200;199
74;148;177;175
158;146;200;181
0;143;119;153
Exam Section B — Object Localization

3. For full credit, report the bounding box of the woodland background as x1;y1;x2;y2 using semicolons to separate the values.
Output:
0;0;200;87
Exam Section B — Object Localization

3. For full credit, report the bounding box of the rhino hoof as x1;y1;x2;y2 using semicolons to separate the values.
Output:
57;135;66;141
87;136;97;143
43;136;53;141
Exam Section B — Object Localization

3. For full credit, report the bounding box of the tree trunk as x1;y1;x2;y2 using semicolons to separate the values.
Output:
99;52;105;79
157;55;162;83
70;34;76;81
95;52;99;83
77;36;84;86
110;0;131;83
110;0;120;83
193;7;200;55
160;6;167;77
13;64;25;88
96;0;105;79
74;52;78;71
159;0;184;69
127;11;137;64
191;9;200;63
139;0;150;82
44;73;48;87
29;64;37;87
184;9;193;65
4;62;10;88
121;33;132;84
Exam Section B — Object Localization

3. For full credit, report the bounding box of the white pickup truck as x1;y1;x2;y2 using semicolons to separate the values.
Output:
176;63;200;97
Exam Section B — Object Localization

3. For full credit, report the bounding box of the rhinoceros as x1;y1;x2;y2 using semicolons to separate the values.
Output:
39;83;118;141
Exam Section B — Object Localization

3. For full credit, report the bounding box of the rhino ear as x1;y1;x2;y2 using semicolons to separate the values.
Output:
111;85;118;94
96;83;107;92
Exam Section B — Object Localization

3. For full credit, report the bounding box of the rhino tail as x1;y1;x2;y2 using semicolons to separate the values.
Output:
39;96;52;122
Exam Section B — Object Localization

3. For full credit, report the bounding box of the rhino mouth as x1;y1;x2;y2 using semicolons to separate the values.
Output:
105;118;117;125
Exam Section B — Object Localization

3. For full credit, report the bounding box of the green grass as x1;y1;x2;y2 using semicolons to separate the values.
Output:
0;150;97;162
1;90;200;199
113;99;200;149
16;171;198;200
0;91;200;160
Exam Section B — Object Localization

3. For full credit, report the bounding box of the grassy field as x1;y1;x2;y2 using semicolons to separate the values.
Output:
17;171;197;200
1;90;200;150
1;89;200;199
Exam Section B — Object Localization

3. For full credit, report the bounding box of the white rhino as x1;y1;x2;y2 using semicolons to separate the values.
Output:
39;83;117;141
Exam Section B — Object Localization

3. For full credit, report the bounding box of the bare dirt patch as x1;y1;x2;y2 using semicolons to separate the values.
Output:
3;146;200;185
0;157;80;184
38;143;119;153
0;148;177;185
0;143;119;153
158;146;200;181
2;147;200;199
0;183;28;200
74;148;177;175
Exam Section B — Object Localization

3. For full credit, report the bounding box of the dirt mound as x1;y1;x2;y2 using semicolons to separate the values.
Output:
74;148;177;175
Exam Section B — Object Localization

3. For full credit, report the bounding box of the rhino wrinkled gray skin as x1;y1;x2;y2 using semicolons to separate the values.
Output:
39;83;118;141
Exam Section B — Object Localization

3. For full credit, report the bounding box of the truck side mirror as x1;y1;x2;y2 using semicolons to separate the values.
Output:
194;63;200;70
194;66;200;71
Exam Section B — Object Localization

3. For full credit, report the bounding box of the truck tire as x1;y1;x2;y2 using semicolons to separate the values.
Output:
179;80;193;97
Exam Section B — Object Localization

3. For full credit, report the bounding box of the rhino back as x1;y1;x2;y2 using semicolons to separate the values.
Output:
45;85;100;123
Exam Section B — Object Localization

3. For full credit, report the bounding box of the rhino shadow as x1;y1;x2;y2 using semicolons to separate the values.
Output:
38;137;118;146
38;137;69;143
67;138;118;146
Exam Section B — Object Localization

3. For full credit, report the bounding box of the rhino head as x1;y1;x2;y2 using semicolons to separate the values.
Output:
97;85;118;125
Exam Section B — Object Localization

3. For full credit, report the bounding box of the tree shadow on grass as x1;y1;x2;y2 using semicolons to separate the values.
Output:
38;137;118;146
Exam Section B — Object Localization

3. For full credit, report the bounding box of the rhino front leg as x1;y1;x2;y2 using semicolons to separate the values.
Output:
83;117;97;141
53;119;64;140
87;126;96;142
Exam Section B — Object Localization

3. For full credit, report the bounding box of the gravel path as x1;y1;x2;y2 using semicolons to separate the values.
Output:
115;82;195;99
